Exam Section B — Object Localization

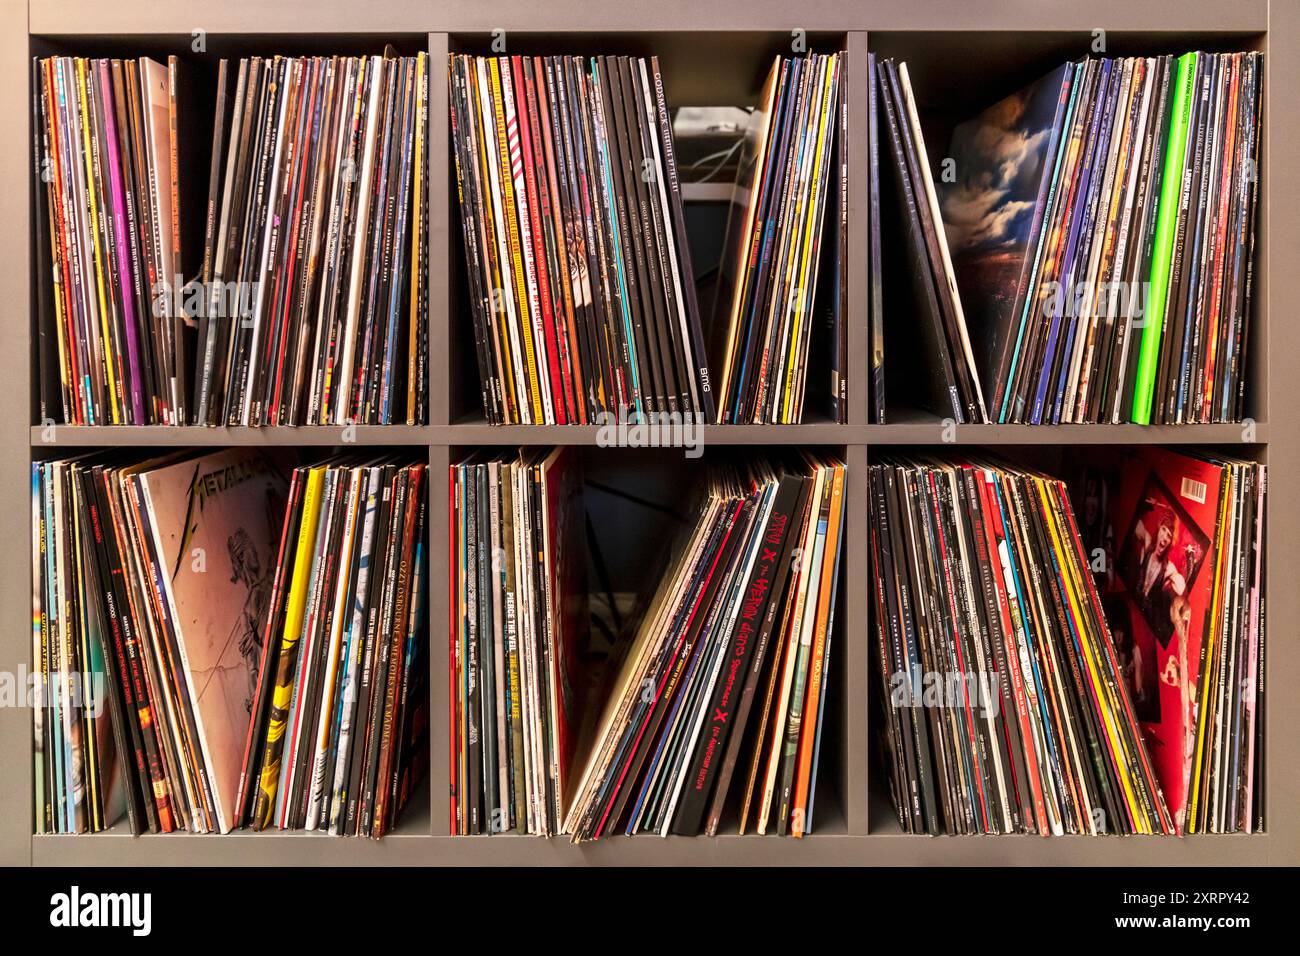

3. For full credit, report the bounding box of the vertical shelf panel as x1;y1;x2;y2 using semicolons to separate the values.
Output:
428;443;451;836
428;30;453;838
3;0;32;867
844;442;870;834
845;31;870;426
843;33;870;841
429;32;452;426
1262;2;1294;855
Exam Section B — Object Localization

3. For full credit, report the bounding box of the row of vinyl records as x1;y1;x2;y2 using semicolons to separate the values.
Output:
31;451;429;836
28;441;1263;838
451;452;845;838
33;53;430;427
871;448;1264;836
34;44;1260;431
873;51;1263;425
451;52;846;426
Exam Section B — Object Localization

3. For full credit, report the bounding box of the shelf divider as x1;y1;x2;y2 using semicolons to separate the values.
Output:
429;32;452;427
428;443;451;837
844;442;870;834
847;30;870;427
4;0;32;868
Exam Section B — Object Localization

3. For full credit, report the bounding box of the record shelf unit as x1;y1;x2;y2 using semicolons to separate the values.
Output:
2;0;1296;868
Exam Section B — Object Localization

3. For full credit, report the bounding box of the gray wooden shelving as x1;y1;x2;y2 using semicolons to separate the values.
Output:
2;0;1294;866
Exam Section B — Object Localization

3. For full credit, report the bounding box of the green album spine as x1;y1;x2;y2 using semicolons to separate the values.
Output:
1131;51;1197;423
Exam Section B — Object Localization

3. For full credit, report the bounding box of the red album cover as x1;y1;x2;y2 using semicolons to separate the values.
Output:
1079;447;1225;831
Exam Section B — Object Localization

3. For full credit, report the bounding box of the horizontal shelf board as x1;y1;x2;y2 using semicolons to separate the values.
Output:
437;1;1269;33
30;1;437;35
865;421;1267;445
30;830;1276;866
30;425;435;447
30;422;1267;449
28;1;1268;36
445;422;851;446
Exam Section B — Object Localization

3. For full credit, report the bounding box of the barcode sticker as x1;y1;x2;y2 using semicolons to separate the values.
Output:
1180;476;1207;505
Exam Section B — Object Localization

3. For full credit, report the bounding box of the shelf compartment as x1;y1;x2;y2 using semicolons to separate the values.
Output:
864;441;1268;837
441;442;851;839
867;29;1269;428
28;32;433;429
442;30;851;427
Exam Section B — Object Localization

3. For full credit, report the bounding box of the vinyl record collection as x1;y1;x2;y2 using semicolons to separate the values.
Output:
241;456;429;838
870;56;987;424
937;52;1263;425
713;53;846;424
1075;447;1265;833
33;56;197;426
450;448;586;835
32;449;289;834
869;456;1172;835
31;449;430;837
32;52;431;427
21;17;1277;872
449;54;713;425
565;455;845;840
194;53;430;426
